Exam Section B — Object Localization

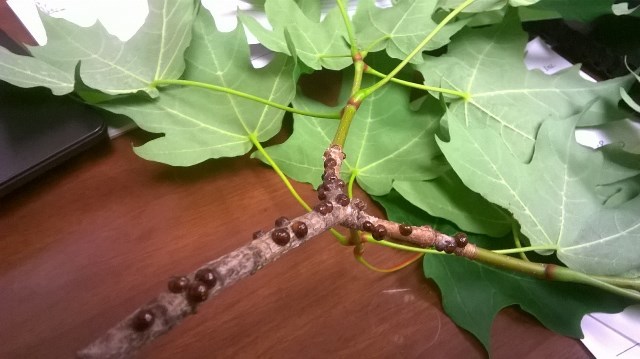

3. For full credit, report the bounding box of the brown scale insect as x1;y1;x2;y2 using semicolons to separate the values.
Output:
324;157;337;169
195;268;217;289
167;276;189;294
398;224;412;236
291;221;308;238
271;228;291;246
275;216;289;227
454;232;468;248
372;224;387;240
335;193;350;206
314;201;333;215
252;230;264;240
362;220;374;232
323;174;338;184
187;282;209;303
131;309;155;332
317;188;327;200
443;241;457;254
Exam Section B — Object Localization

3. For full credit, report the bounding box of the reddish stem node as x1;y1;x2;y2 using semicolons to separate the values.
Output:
544;264;558;280
347;97;361;110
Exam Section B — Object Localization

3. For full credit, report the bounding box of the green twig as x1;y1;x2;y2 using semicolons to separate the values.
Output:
364;66;468;99
347;170;358;198
474;248;640;301
591;275;640;291
365;235;440;254
151;79;340;119
332;99;361;147
493;245;558;255
369;233;638;300
511;222;529;261
250;134;312;212
336;0;358;57
362;35;391;56
360;0;475;98
319;54;352;59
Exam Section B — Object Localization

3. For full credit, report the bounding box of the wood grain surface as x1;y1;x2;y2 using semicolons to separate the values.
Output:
0;127;593;359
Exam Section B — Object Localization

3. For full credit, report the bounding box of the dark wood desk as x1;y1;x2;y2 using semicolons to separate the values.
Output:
0;128;592;358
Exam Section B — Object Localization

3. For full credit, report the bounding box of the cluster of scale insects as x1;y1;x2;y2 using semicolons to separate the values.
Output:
131;267;218;332
127;146;469;334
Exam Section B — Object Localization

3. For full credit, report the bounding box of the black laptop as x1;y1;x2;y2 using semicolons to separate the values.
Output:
0;30;108;197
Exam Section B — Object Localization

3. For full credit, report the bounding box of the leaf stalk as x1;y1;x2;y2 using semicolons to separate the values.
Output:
336;0;358;57
364;66;469;98
360;0;476;99
151;79;340;119
474;248;640;301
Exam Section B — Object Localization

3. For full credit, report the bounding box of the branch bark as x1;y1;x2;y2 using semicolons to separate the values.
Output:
77;145;472;358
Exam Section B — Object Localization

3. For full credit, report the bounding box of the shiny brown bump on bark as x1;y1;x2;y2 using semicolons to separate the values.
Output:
335;193;350;207
372;224;387;241
187;282;209;303
324;157;337;169
167;276;189;294
398;224;412;236
362;221;374;232
275;216;289;227
131;309;155;332
454;232;468;248
195;268;217;289
271;228;291;246
291;221;308;239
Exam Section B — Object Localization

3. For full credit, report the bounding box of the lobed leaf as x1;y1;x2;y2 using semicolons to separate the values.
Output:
100;9;296;165
0;0;197;97
438;104;640;275
257;76;447;195
239;0;351;70
0;46;73;95
421;10;631;162
352;0;468;63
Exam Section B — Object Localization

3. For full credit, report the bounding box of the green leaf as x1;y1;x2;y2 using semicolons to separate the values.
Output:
438;104;640;275
421;11;630;162
0;0;197;97
239;0;351;70
258;77;447;195
352;0;468;63
393;171;513;237
99;10;296;166
374;190;634;353
0;46;74;95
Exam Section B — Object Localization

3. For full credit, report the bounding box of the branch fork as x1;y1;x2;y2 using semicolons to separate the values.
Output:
78;145;472;358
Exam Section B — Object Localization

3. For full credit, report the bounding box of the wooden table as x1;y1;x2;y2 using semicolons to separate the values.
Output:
0;126;593;358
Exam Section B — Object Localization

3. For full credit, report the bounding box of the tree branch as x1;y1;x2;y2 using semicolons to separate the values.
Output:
77;145;472;358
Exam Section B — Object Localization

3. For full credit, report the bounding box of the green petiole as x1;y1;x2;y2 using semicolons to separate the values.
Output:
151;79;341;120
360;0;476;98
364;66;469;99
